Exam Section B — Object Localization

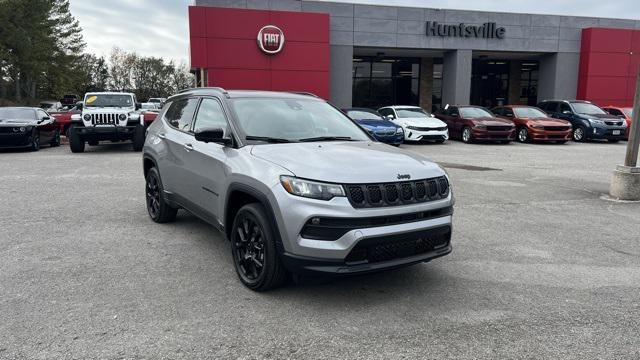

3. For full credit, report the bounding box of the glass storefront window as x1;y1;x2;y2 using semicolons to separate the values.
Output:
352;57;421;108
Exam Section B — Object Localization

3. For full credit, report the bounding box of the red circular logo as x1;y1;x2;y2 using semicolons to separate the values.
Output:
257;25;285;55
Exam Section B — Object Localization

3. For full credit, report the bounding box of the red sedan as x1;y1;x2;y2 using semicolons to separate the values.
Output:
435;105;515;144
602;106;633;140
492;105;572;144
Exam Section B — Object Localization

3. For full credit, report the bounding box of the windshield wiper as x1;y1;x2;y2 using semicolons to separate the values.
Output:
245;135;293;143
298;136;354;142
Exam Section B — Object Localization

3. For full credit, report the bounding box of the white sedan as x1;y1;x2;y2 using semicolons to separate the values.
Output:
378;106;449;143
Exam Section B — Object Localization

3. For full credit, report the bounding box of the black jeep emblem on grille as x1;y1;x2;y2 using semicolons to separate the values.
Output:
397;174;411;180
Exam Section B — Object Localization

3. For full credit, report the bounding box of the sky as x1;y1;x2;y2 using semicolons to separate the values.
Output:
69;0;640;64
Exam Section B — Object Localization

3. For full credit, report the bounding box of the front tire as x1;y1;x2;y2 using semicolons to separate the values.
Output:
517;127;529;143
132;124;145;151
573;126;586;142
68;126;85;153
461;126;473;144
50;129;61;147
145;167;177;223
30;130;40;152
231;203;287;291
608;139;620;143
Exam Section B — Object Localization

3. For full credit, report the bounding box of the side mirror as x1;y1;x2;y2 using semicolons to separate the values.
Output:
194;127;231;145
562;110;571;115
451;113;459;118
506;113;514;118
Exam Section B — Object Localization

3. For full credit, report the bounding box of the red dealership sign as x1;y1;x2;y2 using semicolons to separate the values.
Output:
257;25;285;54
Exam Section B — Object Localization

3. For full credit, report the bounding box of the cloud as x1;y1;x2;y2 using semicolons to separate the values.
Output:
69;0;639;65
70;0;190;63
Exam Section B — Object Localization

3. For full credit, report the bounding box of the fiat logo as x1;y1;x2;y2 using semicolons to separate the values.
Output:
257;25;285;55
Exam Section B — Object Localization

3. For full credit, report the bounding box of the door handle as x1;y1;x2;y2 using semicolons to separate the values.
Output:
184;143;194;152
157;133;166;139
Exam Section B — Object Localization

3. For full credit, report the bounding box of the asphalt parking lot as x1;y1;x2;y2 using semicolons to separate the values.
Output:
1;140;639;359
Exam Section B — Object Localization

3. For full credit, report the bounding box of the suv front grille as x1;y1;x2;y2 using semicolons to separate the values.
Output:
344;226;451;264
89;113;121;125
605;121;623;126
346;176;449;208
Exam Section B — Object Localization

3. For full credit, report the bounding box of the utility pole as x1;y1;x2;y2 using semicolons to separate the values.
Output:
610;65;640;200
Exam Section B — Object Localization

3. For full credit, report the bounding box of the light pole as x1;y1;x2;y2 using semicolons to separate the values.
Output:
610;65;640;200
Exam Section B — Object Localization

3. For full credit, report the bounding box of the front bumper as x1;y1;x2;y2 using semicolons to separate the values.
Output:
528;128;572;142
372;133;404;145
0;132;32;148
75;125;138;141
405;129;449;142
472;128;515;142
586;125;627;140
269;184;454;274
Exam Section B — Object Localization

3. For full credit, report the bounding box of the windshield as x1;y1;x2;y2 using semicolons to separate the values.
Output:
231;98;370;142
396;108;430;118
460;107;493;118
0;108;35;120
622;108;633;118
514;107;547;118
571;102;606;115
85;94;134;108
346;110;383;121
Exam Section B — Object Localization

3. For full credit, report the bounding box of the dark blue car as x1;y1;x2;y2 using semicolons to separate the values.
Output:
343;108;404;146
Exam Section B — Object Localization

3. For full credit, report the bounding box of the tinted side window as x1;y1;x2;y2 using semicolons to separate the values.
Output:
504;108;514;117
193;98;229;136
165;98;199;131
449;107;459;116
559;103;571;113
379;108;391;117
493;107;503;116
36;110;47;119
606;108;622;116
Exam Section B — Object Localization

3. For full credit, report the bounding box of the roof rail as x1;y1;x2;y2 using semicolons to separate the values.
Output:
178;87;228;95
289;91;319;98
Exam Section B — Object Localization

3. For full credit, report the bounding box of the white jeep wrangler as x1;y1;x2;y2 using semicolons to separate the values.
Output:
68;92;146;152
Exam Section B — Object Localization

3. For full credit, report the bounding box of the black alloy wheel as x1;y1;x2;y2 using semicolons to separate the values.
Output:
145;167;177;223
231;204;287;291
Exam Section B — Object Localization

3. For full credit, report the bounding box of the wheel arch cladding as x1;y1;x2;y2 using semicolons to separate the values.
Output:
225;184;281;247
143;156;157;178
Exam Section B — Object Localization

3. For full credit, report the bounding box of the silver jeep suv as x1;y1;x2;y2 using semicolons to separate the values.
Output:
143;88;454;291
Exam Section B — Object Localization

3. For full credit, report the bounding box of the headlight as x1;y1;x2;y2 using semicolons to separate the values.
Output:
474;124;486;129
119;113;127;121
83;114;91;121
280;176;345;200
406;126;419;130
530;124;544;129
588;119;605;125
396;127;403;134
12;127;26;133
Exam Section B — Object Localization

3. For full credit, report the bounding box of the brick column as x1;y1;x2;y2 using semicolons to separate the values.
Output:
419;58;434;112
508;61;521;105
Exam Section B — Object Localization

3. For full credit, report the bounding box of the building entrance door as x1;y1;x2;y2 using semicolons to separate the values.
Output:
352;57;420;108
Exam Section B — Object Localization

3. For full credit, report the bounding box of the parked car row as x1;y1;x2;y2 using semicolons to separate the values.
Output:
342;100;632;146
0;107;61;151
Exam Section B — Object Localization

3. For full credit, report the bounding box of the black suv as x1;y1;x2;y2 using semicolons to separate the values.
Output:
537;100;627;142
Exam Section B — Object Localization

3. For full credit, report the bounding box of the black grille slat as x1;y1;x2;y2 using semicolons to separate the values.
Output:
486;126;512;131
544;126;571;131
90;113;119;126
345;177;449;208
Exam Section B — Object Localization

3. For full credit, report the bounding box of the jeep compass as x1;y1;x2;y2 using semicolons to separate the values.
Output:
143;88;454;291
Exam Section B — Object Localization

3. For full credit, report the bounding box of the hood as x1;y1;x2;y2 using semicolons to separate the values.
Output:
576;113;619;120
355;118;399;129
468;117;514;126
0;118;39;126
521;117;571;126
393;117;446;128
84;108;133;114
250;141;445;183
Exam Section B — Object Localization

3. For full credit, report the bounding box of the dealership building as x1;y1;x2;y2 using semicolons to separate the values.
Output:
188;0;640;111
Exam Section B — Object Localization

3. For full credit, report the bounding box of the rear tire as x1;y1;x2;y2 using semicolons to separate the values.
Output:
132;124;145;151
68;126;85;153
145;167;177;223
231;203;287;291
